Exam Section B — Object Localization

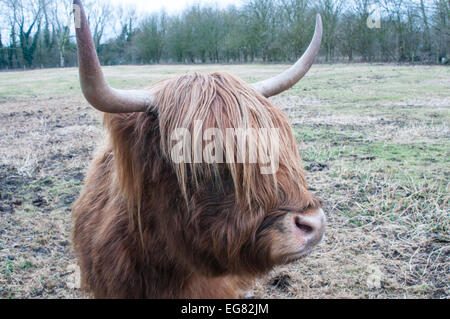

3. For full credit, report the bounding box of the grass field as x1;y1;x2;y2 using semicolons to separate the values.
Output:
0;64;448;299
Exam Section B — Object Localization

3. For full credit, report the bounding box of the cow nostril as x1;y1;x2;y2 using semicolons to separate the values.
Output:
294;216;314;234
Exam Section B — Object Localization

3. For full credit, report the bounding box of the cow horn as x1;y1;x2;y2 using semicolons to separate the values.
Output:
252;14;323;98
73;0;154;113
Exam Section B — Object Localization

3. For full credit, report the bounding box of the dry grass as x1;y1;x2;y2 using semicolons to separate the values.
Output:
0;64;448;299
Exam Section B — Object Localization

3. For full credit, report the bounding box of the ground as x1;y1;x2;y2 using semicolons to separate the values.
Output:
0;64;448;299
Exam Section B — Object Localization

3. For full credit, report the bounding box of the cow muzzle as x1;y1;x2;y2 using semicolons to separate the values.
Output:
272;208;326;263
292;208;326;253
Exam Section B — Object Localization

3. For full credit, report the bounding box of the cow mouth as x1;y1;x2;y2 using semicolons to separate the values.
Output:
284;247;314;263
282;234;325;263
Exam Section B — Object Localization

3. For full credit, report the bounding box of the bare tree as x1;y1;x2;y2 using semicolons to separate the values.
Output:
432;0;449;63
420;0;432;52
5;0;44;68
45;0;73;67
83;0;113;50
316;0;344;62
243;0;278;62
279;0;313;61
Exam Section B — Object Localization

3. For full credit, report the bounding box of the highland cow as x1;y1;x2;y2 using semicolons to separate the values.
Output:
72;0;325;299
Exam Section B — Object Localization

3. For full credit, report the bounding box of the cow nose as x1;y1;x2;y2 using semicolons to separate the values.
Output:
293;209;326;247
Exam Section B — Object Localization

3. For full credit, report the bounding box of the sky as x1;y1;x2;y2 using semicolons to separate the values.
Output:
110;0;243;14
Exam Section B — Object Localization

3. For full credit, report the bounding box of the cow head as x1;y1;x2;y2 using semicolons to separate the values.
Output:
73;0;325;277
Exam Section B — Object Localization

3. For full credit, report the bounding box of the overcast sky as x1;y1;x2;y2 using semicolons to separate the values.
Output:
110;0;243;14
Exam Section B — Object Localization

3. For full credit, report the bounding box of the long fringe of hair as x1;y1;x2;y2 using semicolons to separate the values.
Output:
153;72;309;211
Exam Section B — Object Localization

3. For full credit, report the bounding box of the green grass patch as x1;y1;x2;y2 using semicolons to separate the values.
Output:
355;143;449;167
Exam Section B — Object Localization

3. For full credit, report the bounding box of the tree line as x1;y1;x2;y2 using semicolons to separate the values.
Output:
0;0;448;70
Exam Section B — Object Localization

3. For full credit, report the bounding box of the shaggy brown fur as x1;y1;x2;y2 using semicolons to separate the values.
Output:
72;72;321;298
